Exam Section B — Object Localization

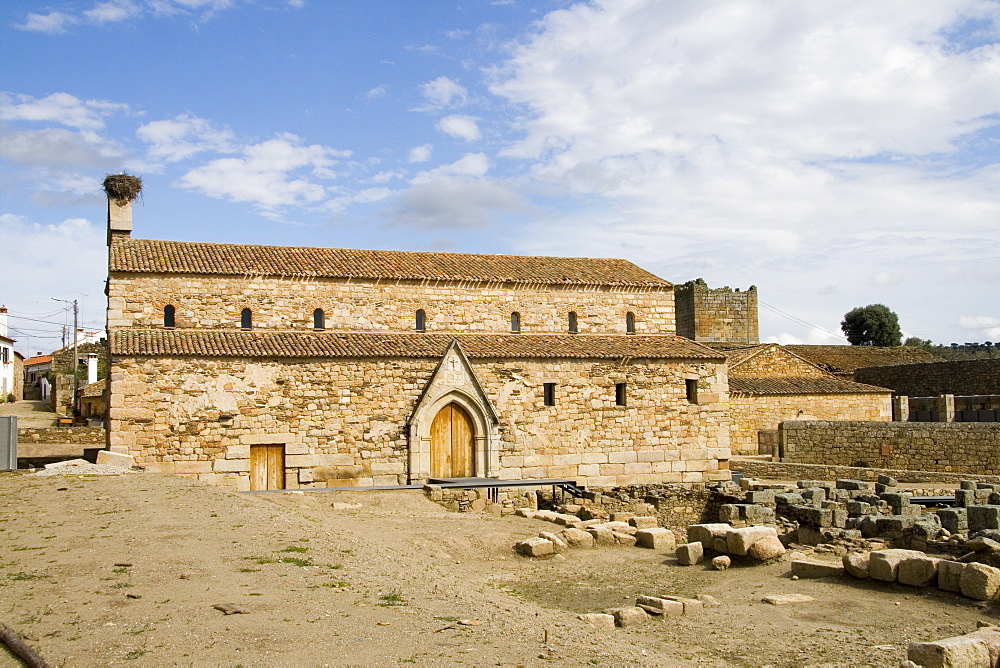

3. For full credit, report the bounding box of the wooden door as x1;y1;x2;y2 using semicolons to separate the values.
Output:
250;444;285;490
430;403;474;478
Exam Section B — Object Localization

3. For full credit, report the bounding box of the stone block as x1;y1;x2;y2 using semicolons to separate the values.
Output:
745;505;776;524
719;504;744;524
762;594;813;605
297;468;314;483
516;537;554;557
938;560;965;593
801;487;826;503
713;536;729;553
790;559;845;579
843;552;871;579
874;515;916;537
794;506;833;528
960;563;1000;601
173;460;213;474
897;555;942;587
661;596;703;614
907;636;991;668
968;506;1000;532
877;475;898;486
727;526;778;556
775;492;805;506
869;549;926;582
561;528;595;549
539;532;569;553
687;523;730;549
577;613;616;630
635;596;684;616
956;489;975;508
604;607;648;627
628;516;659;529
747;535;785;561
587;526;616;547
613;531;637;547
635;528;676;550
966;627;1000;667
797;480;826;489
239;432;295;445
746;489;776;505
225;444;250;459
881;492;912;514
213;458;249;473
676;542;704;566
837;479;875;492
712;555;732;570
96;450;135;469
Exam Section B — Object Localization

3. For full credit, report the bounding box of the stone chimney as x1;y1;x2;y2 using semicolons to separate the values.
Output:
87;352;99;385
107;197;132;245
103;173;141;247
0;305;7;338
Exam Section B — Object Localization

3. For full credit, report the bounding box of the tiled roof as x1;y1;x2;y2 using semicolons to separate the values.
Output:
112;330;724;361
730;376;890;395
784;345;943;375
23;355;53;366
702;343;767;368
80;379;106;398
110;238;671;288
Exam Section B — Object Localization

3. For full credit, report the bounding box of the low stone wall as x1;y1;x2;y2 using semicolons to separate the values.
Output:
855;358;1000;396
779;421;1000;475
18;426;106;445
734;459;1000;485
575;483;717;535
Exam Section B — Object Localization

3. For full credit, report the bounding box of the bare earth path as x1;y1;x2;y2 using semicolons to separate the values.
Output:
1;470;997;666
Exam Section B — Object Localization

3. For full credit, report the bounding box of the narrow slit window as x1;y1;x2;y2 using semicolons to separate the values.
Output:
241;308;252;330
511;312;521;333
615;382;627;406
313;308;325;330
163;305;175;328
543;382;556;406
415;309;426;332
686;379;698;404
626;311;636;334
568;311;578;333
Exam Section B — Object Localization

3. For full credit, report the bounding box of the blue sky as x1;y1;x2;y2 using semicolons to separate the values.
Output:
2;0;999;355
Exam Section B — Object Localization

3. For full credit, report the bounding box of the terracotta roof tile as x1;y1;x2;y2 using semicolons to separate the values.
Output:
110;238;671;288
784;345;943;375
23;355;53;366
730;376;890;395
112;330;723;361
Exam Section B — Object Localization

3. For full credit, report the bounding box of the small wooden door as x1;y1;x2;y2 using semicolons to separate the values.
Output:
430;403;474;478
250;444;285;490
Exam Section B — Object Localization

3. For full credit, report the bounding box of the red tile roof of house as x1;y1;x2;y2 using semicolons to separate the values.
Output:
112;330;723;361
110;238;671;288
23;355;53;366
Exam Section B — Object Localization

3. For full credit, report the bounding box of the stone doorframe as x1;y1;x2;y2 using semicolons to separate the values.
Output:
407;340;499;483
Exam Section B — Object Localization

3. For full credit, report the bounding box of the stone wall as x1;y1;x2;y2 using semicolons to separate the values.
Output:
18;426;106;445
108;274;675;336
674;279;758;344
52;342;106;415
574;483;717;534
854;359;1000;397
729;393;892;455
110;355;731;491
779;420;1000;474
733;458;1000;485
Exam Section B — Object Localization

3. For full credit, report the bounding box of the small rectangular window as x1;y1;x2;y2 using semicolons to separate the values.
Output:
543;382;556;406
685;379;698;403
615;382;627;406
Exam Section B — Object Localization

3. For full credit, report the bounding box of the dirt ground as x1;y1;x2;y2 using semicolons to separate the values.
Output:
1;470;997;667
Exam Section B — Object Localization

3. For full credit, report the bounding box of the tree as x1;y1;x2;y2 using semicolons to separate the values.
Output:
841;304;902;346
903;336;934;349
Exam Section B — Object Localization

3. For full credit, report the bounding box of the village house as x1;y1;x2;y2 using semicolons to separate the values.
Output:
105;194;731;491
22;354;52;401
0;306;24;402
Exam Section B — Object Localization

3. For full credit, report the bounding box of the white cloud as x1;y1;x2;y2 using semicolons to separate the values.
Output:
960;316;1000;329
366;85;387;101
15;11;78;34
177;133;350;212
417;77;469;110
83;0;141;24
407;143;433;163
0;128;127;168
411;153;490;185
436;115;481;141
0;92;127;131
487;0;1000;343
137;114;236;162
0;214;107;348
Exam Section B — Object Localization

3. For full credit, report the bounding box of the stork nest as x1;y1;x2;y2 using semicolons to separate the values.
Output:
103;173;143;206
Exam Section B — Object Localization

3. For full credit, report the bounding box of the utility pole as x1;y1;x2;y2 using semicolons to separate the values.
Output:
52;298;80;418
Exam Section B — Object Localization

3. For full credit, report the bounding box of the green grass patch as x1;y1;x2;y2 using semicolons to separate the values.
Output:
378;589;405;606
281;546;308;553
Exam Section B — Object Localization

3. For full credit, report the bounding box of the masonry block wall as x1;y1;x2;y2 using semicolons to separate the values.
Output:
108;276;674;335
674;279;758;344
729;394;892;455
52;341;105;415
854;359;1000;397
779;420;1000;474
112;355;730;491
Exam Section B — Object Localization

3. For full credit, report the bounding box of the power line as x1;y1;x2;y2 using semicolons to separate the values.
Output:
758;300;844;342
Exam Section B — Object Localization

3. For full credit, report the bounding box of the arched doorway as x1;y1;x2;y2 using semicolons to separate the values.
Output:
430;402;474;478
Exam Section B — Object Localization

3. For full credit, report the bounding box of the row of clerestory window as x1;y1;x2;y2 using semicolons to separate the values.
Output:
162;305;638;334
541;380;699;406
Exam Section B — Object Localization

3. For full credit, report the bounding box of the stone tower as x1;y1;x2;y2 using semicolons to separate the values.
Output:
675;278;758;344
